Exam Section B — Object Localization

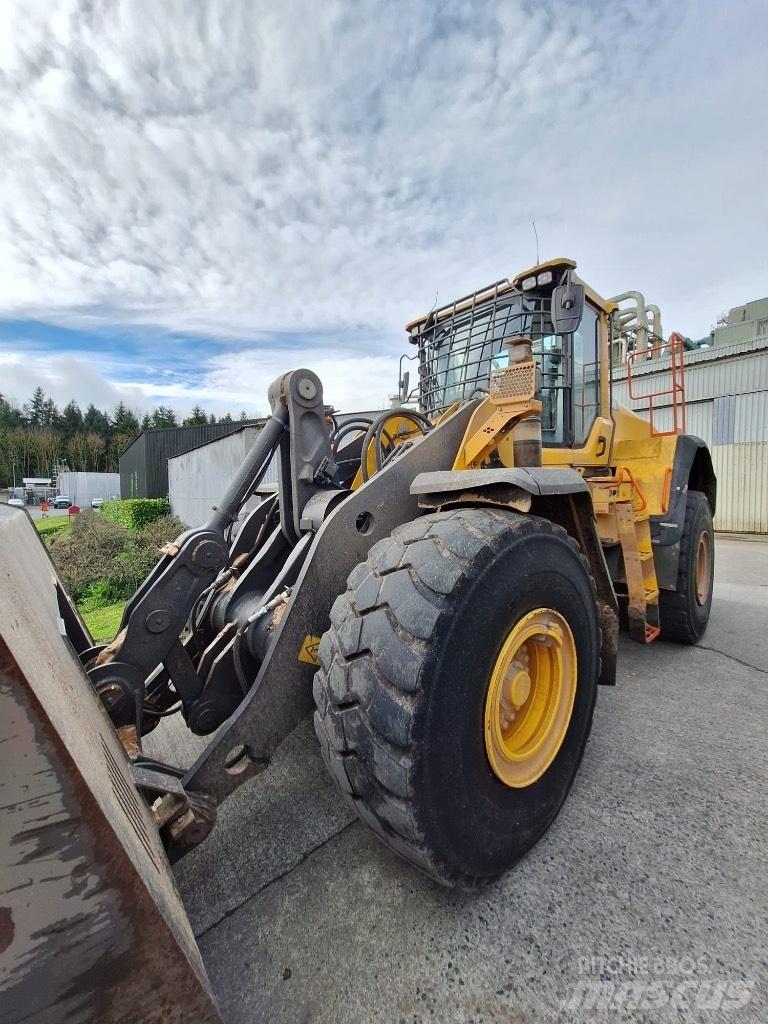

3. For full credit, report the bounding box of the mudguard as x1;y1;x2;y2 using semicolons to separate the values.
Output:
651;435;716;591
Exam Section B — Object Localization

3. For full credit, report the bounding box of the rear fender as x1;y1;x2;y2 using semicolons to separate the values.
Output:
651;435;716;590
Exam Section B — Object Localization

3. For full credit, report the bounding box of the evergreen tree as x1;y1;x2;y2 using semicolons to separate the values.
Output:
60;399;84;436
0;394;22;428
42;397;58;426
182;405;208;426
0;381;242;484
112;401;140;437
150;406;178;429
83;404;111;436
24;386;48;427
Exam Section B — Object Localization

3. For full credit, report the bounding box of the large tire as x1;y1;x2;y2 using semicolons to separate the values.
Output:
313;507;600;887
659;490;714;644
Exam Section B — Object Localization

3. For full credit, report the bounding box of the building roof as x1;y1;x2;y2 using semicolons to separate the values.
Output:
118;419;263;460
165;422;266;460
165;410;392;463
612;335;768;382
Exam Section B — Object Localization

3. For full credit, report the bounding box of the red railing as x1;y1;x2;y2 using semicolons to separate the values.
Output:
626;331;687;436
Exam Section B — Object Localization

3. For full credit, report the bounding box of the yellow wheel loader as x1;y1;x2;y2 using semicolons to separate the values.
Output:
1;258;715;1020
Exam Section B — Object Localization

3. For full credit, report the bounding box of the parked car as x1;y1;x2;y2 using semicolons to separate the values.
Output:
52;496;72;509
7;497;25;508
91;497;104;509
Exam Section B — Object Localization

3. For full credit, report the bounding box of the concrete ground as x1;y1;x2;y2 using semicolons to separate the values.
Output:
148;537;767;1023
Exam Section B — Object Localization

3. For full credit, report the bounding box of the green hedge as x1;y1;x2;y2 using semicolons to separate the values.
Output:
100;497;171;531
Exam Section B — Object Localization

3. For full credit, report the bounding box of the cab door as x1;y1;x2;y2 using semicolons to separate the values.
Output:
540;300;613;467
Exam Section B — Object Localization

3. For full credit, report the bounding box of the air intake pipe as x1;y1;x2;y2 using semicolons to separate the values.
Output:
506;336;542;468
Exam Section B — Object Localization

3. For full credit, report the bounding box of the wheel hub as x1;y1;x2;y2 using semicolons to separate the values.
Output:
507;667;532;708
484;608;577;789
695;529;711;606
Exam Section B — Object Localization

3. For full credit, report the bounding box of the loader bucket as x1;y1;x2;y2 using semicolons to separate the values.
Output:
0;506;221;1024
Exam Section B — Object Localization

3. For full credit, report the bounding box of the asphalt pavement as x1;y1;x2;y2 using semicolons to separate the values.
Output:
148;536;768;1023
24;507;71;520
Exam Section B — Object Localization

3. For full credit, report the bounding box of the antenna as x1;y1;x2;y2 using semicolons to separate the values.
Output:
532;220;540;265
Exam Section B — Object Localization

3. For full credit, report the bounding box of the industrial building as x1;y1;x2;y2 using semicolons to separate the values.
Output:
17;478;52;504
168;426;269;527
167;412;387;528
711;295;768;348
613;321;768;533
119;421;261;499
56;472;120;507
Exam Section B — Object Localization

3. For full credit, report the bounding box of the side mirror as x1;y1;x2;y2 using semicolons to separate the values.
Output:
399;370;410;403
551;274;585;335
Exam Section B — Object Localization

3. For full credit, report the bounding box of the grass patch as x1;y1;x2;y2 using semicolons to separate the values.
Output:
79;601;125;644
36;517;72;537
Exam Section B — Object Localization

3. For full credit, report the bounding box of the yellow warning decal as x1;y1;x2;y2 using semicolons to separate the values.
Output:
298;634;321;666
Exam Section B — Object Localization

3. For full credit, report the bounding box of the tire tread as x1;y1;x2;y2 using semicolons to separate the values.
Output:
659;490;713;644
313;507;597;885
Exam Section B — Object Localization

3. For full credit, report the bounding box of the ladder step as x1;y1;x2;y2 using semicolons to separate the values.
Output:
614;500;660;643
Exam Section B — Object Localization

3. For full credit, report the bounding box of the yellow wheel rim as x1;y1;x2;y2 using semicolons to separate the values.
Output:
695;530;711;606
484;608;577;789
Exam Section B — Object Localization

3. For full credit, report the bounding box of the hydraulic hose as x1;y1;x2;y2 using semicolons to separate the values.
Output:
360;410;432;482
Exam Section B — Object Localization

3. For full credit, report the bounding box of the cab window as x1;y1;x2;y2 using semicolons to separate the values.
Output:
572;303;600;445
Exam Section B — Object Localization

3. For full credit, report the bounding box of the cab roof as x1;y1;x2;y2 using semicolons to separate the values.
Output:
405;257;615;336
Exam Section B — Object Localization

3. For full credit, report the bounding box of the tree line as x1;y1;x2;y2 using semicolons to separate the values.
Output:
0;387;250;485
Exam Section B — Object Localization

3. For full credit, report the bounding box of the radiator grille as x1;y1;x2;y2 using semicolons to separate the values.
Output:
490;361;536;402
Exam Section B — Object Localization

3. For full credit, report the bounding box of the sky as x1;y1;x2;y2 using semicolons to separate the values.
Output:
1;0;766;419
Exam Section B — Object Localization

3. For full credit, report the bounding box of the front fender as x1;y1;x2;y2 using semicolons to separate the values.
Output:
410;468;618;685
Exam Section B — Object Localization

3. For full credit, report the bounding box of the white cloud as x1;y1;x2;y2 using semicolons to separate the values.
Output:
0;351;138;411
201;345;400;415
0;0;766;370
0;341;397;419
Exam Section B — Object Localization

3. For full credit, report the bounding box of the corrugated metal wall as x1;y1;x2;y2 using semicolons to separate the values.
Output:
119;433;146;499
711;443;768;533
712;392;768;444
119;421;263;498
166;410;390;525
612;338;768;532
57;472;120;507
169;427;265;527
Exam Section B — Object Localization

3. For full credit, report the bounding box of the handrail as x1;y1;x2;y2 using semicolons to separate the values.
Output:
626;331;687;436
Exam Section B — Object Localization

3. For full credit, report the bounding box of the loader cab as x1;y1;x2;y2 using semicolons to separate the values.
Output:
408;258;609;458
